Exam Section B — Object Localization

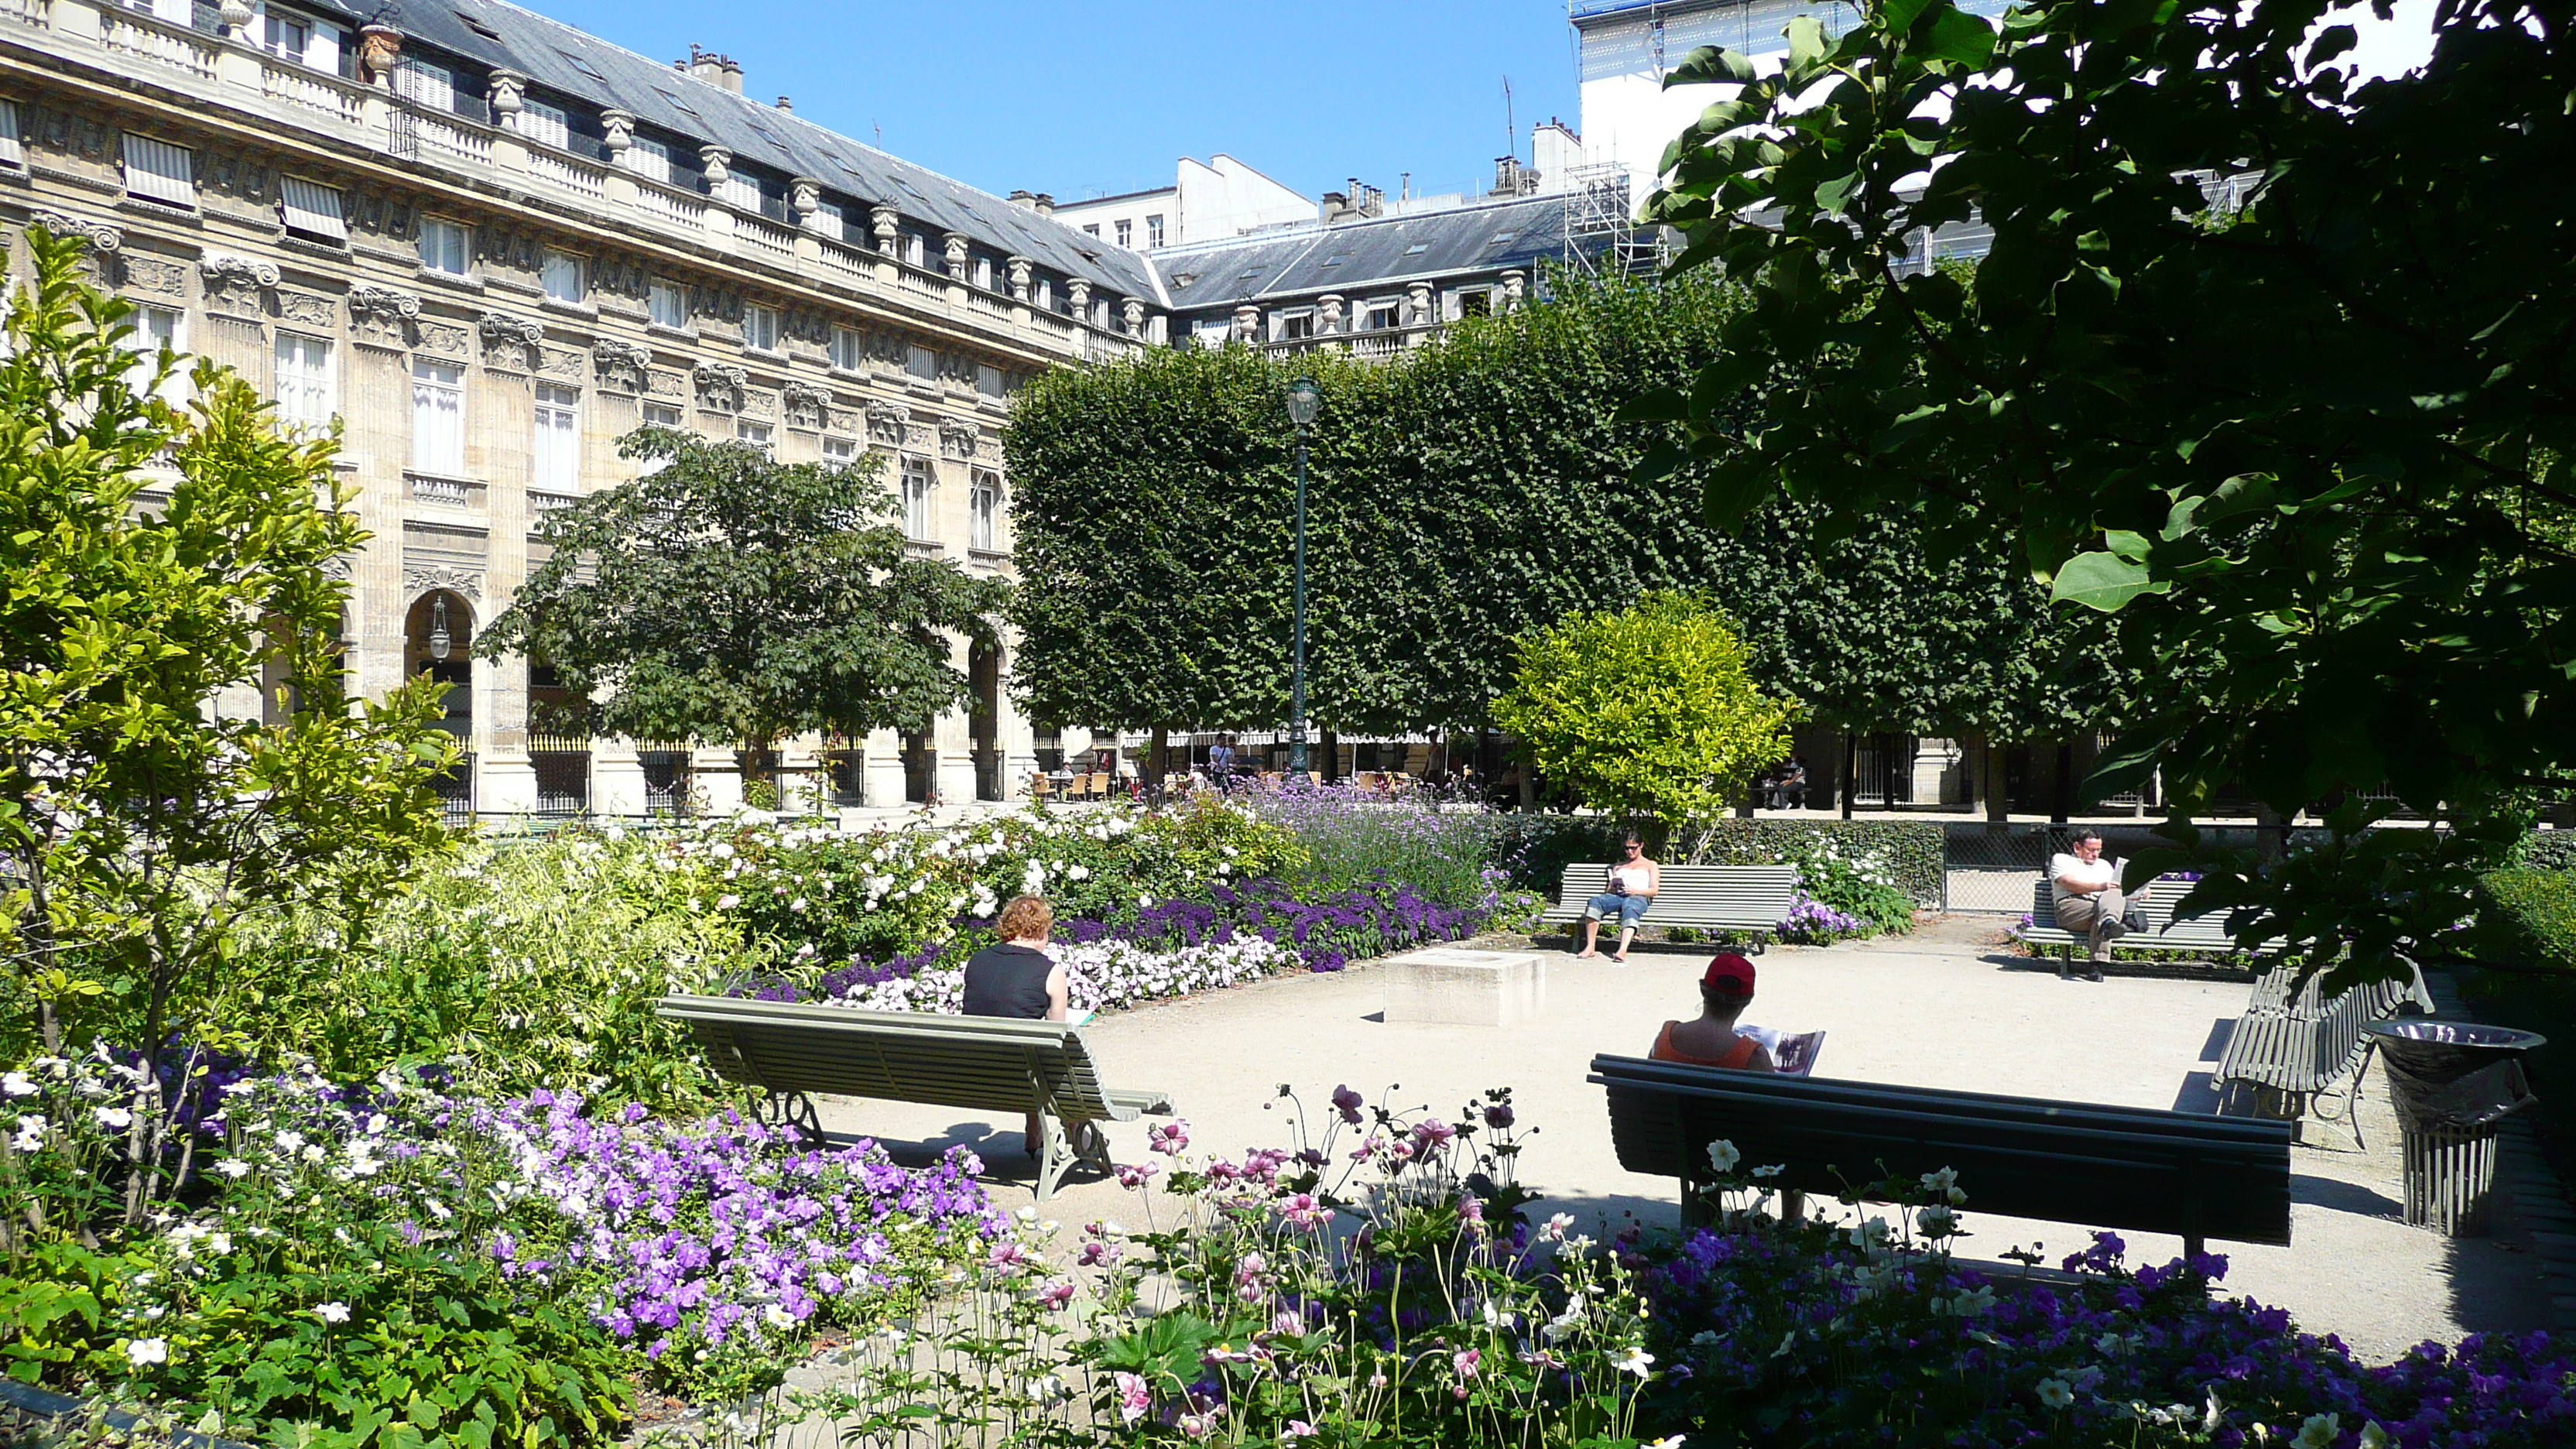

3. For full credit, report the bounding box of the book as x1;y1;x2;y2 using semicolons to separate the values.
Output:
1737;1025;1825;1077
1067;1009;1097;1029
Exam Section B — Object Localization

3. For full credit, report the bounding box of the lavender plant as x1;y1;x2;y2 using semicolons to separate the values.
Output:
1244;780;1519;908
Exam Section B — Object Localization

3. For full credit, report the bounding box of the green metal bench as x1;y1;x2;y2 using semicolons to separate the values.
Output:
1538;864;1801;949
656;994;1175;1200
2019;877;2280;964
2216;963;2431;1147
1591;1054;2293;1259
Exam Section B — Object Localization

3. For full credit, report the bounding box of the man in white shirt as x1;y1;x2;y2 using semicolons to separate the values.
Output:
2049;829;2137;980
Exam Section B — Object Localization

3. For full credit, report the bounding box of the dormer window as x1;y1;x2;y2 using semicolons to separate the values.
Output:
262;11;311;64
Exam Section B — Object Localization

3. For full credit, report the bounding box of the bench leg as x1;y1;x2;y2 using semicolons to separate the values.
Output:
759;1091;824;1149
1036;1114;1097;1201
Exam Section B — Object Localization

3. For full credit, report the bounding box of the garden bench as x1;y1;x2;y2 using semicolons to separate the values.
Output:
2215;962;2432;1146
656;994;1174;1200
1591;1054;2293;1258
2019;877;2284;964
1539;864;1800;948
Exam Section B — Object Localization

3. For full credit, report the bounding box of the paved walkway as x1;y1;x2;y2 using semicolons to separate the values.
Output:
817;917;2554;1365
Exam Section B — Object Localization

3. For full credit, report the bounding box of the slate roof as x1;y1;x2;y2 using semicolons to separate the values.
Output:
362;0;1160;301
1153;194;1592;317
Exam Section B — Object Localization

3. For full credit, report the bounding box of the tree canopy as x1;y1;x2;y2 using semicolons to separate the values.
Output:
1639;0;2576;978
1006;272;2126;744
481;431;1008;750
0;229;453;1065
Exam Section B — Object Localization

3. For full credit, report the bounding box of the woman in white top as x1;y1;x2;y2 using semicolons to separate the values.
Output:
2049;828;2139;979
1578;831;1661;964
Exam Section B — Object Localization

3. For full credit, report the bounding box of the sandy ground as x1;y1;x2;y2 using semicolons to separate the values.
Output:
812;917;2554;1366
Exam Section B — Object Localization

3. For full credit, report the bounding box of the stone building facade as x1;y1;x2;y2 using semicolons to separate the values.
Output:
0;0;1166;815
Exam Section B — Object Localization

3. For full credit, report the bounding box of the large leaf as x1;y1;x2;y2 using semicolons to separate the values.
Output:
2049;551;2170;612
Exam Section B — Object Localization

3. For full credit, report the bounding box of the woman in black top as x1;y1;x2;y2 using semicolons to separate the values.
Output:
963;895;1068;1156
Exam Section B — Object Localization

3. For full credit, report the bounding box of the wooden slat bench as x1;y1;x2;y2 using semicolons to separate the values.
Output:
1591;1054;2293;1259
2019;878;2284;965
1539;864;1801;950
658;994;1174;1200
2216;963;2432;1146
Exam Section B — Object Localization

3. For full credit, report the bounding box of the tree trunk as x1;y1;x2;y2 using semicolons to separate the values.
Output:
1840;730;1858;821
2052;741;2076;824
1321;729;1340;783
1149;725;1170;790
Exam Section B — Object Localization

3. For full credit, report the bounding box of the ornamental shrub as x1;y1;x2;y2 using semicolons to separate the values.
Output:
1244;780;1516;906
2509;831;2576;872
2475;869;2576;973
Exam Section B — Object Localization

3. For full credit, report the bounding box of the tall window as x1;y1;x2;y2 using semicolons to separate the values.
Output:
627;136;674;185
649;279;687;329
900;234;924;268
639;400;683;474
900;456;933;540
520;98;570;151
742;303;779;351
261;11;310;63
272;333;334;438
541;251;585;303
278;177;346;245
120;133;195;209
1146;214;1165;248
813;199;847;242
417;218;470;276
831;326;865;371
532;382;580;491
821;435;855;466
409;357;465;474
0;101;22;172
972;257;993;292
970;470;1001;551
124;303;184;401
735;419;772;450
978;364;1005;401
1114;218;1132;248
906;344;937;382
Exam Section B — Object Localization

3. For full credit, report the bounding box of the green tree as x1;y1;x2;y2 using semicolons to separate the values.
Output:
1638;0;2576;981
0;230;453;1116
1492;592;1797;849
481;430;1008;755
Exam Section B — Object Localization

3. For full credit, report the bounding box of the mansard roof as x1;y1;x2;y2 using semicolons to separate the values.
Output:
1149;193;1591;314
365;0;1161;300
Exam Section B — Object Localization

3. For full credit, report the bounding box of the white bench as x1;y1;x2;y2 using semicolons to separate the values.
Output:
1538;864;1800;949
657;994;1174;1199
2019;877;2281;964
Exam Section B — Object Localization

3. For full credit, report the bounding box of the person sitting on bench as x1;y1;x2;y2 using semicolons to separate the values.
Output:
1577;831;1660;964
963;894;1069;1156
2050;828;2144;981
1649;954;1778;1071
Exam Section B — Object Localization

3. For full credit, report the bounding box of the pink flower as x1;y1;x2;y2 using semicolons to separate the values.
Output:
1331;1084;1365;1123
1411;1117;1456;1148
1148;1121;1190;1156
1114;1161;1160;1189
1115;1372;1151;1424
1178;1412;1214;1440
1077;1239;1121;1267
1036;1279;1075;1310
1454;1347;1482;1379
1284;1423;1317;1440
1274;1192;1330;1229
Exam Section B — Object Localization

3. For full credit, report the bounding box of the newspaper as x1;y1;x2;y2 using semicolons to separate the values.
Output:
1736;1025;1825;1077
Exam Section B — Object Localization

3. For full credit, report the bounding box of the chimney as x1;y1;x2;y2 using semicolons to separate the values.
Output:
775;95;793;112
683;46;742;94
1032;193;1055;216
1321;190;1350;224
1009;189;1036;207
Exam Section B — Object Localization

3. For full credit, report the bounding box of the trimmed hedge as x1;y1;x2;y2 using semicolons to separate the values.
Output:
1496;815;1944;906
2477;867;2576;972
2509;829;2576;872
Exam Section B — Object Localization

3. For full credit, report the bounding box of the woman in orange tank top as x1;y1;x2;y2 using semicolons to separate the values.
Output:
1649;954;1776;1072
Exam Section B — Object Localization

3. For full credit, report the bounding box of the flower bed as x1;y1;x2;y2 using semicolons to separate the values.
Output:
0;1047;1000;1440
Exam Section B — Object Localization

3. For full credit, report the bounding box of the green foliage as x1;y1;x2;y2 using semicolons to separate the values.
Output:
1005;275;2121;743
2471;869;2576;973
481;429;1008;749
1492;593;1796;841
1242;783;1511;906
1640;0;2576;983
2509;832;2576;873
1496;815;1942;907
0;229;453;1090
216;829;748;1110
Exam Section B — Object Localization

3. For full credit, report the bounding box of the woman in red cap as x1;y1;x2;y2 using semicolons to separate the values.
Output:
1649;953;1776;1070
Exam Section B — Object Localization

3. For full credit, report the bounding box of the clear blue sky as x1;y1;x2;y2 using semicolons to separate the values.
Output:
528;0;1586;204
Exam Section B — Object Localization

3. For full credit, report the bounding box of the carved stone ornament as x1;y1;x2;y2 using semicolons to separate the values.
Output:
477;312;547;371
198;253;279;317
938;420;982;460
599;108;635;159
699;146;733;187
790;177;822;224
1122;298;1146;335
417;322;470;357
119;255;188;298
358;24;403;86
348;283;421;346
30;210;123;253
870;206;899;248
865;400;910;445
782;381;832;430
646;368;685;399
1005;255;1033;302
487;68;526;125
319;554;355;581
401;564;483;602
693;361;749;413
278;291;337;327
942;232;971;282
591;338;652;392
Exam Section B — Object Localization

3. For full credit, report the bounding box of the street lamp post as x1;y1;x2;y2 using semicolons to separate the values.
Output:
1285;377;1321;778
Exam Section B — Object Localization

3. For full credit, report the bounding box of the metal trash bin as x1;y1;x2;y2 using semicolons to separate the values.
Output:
2362;1020;2546;1235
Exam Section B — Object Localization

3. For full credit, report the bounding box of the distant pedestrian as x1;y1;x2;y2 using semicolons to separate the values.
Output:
1207;736;1235;793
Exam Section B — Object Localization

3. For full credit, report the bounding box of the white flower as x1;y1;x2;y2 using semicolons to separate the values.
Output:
1646;1438;1687;1449
717;894;742;910
2358;1423;2391;1449
1614;1345;1654;1378
125;1338;169;1366
11;1115;46;1151
2036;1378;2074;1410
1706;1139;1740;1174
2;1072;34;1097
2293;1414;2341;1449
273;1130;305;1152
314;1302;351;1324
764;1304;796;1330
1918;1205;1958;1238
94;1106;134;1129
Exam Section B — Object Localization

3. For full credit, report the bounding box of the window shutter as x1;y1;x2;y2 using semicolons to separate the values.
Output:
279;177;348;242
393;58;453;111
121;133;196;207
629;137;673;185
522;98;570;152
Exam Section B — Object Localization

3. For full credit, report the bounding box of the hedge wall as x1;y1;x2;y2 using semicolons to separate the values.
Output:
2510;831;2576;872
1495;815;1945;907
2476;868;2576;972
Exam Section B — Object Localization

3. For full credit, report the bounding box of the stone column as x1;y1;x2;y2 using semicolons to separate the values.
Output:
694;746;745;814
863;726;908;806
870;206;901;285
591;738;648;817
